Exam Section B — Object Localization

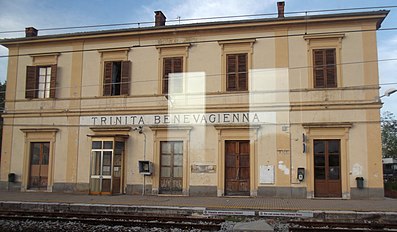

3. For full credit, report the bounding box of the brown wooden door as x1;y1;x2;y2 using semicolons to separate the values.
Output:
225;140;250;196
160;141;183;194
28;142;50;190
314;140;341;197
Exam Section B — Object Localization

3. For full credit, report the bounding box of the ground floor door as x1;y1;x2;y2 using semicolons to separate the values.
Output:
314;139;342;197
159;141;183;194
28;142;50;190
90;140;124;195
225;140;250;196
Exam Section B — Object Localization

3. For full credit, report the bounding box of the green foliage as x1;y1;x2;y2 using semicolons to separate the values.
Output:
384;181;397;191
381;111;397;158
0;81;5;155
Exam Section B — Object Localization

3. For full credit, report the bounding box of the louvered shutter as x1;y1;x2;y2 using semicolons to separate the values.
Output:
313;50;325;88
325;49;336;88
173;57;183;93
49;64;57;98
238;54;248;91
163;58;172;94
120;61;131;95
26;66;38;98
227;55;237;91
313;49;337;88
103;61;112;96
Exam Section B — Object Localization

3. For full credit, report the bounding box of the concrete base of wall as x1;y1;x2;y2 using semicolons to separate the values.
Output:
52;183;89;193
258;186;307;198
0;181;21;191
189;185;217;196
350;188;384;199
126;184;153;195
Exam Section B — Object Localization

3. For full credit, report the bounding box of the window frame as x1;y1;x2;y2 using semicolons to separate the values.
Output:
218;39;255;92
226;53;248;91
102;60;131;96
313;48;337;88
304;34;344;89
25;64;57;99
156;44;190;96
162;56;184;95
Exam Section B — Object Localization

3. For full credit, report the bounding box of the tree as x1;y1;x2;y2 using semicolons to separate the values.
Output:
0;81;5;158
381;111;397;158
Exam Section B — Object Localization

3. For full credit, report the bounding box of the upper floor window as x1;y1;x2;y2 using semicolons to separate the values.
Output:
103;61;131;96
26;65;57;99
226;53;248;91
163;57;183;94
313;49;337;88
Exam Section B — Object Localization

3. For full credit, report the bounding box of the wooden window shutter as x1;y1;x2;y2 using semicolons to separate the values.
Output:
325;49;336;88
26;66;38;98
313;49;337;88
238;54;248;91
103;61;112;96
49;64;57;98
120;61;131;95
226;55;237;91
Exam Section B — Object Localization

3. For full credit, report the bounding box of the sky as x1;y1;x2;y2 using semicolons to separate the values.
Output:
0;0;396;116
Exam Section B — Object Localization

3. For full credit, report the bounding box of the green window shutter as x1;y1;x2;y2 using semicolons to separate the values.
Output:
26;66;38;98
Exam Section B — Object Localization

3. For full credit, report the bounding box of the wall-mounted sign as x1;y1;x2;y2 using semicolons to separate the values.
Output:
80;112;278;126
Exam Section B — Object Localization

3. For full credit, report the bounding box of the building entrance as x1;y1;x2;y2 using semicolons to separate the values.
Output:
28;142;50;190
225;140;250;196
159;141;183;194
314;139;342;197
90;139;124;195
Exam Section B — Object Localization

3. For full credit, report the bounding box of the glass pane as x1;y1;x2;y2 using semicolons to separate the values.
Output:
91;151;101;175
42;143;50;165
92;141;102;149
39;75;45;83
46;74;51;83
161;154;171;166
314;155;325;166
161;167;171;177
104;141;113;149
174;154;183;166
328;140;340;154
102;151;112;176
47;67;51;75
174;167;183;178
39;68;46;75
174;142;183;154
161;142;171;154
314;141;325;154
45;89;50;98
90;178;100;192
31;143;41;165
315;167;325;180
329;167;340;180
39;83;45;91
115;141;124;155
329;155;339;166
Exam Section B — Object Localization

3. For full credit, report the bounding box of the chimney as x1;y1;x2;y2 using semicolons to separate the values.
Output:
277;1;285;18
25;27;38;37
154;11;166;26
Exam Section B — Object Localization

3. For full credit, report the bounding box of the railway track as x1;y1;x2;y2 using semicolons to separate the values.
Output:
289;220;397;231
0;210;225;231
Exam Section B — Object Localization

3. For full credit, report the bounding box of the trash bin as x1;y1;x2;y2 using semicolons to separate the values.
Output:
356;177;364;189
8;173;15;183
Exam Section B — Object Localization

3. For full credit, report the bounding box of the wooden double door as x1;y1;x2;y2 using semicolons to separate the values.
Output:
28;142;50;190
160;141;183;194
225;140;250;196
314;140;342;197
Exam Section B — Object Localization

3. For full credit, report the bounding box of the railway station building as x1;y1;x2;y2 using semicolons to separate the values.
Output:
0;2;389;199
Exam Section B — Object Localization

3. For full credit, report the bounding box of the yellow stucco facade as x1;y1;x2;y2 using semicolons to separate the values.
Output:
0;9;388;198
